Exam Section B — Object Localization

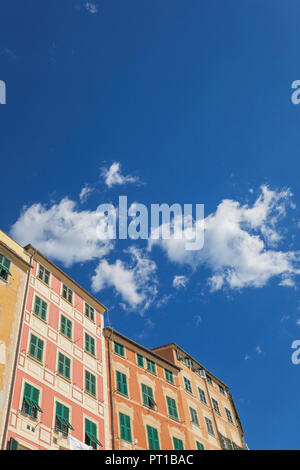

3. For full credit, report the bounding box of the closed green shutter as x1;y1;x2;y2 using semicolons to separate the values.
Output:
164;369;174;383
173;437;184;450
85;333;95;355
190;407;199;425
85;370;96;396
60;315;72;339
33;296;48;321
119;413;132;443
9;438;18;450
166;396;178;419
58;352;71;379
146;358;156;374
29;334;44;362
198;387;207;404
137;354;144;368
114;342;124;357
116;371;128;396
147;425;160;450
196;441;204;450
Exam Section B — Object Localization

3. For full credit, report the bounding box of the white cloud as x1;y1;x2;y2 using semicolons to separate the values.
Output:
173;275;188;289
91;247;158;312
101;162;141;188
149;186;300;292
79;184;94;203
244;354;250;361
10;198;114;266
296;319;300;326
256;345;263;355
84;2;98;14
194;315;202;327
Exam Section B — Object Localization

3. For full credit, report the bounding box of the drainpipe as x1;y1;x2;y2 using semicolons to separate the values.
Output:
1;250;34;450
106;329;115;450
202;372;224;450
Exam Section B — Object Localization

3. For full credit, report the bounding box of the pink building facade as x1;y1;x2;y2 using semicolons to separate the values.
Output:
4;246;109;450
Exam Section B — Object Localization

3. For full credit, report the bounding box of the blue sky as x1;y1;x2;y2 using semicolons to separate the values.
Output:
1;0;300;449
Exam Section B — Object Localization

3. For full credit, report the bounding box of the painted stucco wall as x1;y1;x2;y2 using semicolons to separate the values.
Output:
0;231;31;447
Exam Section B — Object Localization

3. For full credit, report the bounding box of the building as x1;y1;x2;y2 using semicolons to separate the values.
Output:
152;344;246;450
0;231;32;449
104;327;189;450
2;244;109;450
104;328;246;450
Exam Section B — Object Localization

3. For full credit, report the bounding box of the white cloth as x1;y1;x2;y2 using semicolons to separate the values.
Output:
67;435;93;450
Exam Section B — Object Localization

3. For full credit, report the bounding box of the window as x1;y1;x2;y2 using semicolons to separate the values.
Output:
196;441;205;450
116;371;128;396
219;384;225;395
141;384;156;409
185;357;192;368
226;438;233;450
173;437;184;450
225;408;233;424
198;387;207;405
190;407;199;426
147;425;160;450
0;253;11;281
206;375;213;385
28;334;44;362
60;315;72;339
85;333;95;356
55;402;73;436
137;354;144;368
62;284;73;304
85;303;95;322
212;398;221;415
219;433;227;450
85;418;102;449
166;396;178;420
119;413;132;443
146;358;156;375
184;377;192;394
22;383;42;418
164;369;174;384
57;352;71;380
37;265;50;285
114;341;124;357
33;295;48;321
85;370;96;396
205;417;215;436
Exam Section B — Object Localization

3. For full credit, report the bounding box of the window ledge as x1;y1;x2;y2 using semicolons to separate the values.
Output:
32;312;48;324
56;372;71;383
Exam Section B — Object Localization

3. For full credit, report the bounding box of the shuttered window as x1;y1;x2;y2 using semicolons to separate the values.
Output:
60;315;72;339
22;382;43;418
147;425;160;450
116;371;128;396
141;384;156;409
55;402;73;435
0;253;11;281
28;334;44;362
85;418;102;449
85;333;95;356
166;396;178;420
57;352;71;379
33;296;48;321
119;413;132;443
173;437;184;450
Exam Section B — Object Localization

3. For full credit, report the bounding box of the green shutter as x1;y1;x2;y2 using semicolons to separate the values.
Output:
85;370;96;396
165;369;174;383
167;396;178;419
9;438;18;450
116;371;128;396
85;333;95;355
58;352;71;379
60;315;72;339
196;441;204;450
33;296;48;321
147;425;160;450
142;384;156;408
190;407;199;425
198;387;207;404
0;254;11;280
173;437;184;450
137;354;144;368
55;402;73;434
114;342;124;357
119;413;132;443
29;334;44;362
22;382;43;416
146;358;156;374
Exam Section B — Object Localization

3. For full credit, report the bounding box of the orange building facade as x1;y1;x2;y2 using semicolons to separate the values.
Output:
104;328;247;451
